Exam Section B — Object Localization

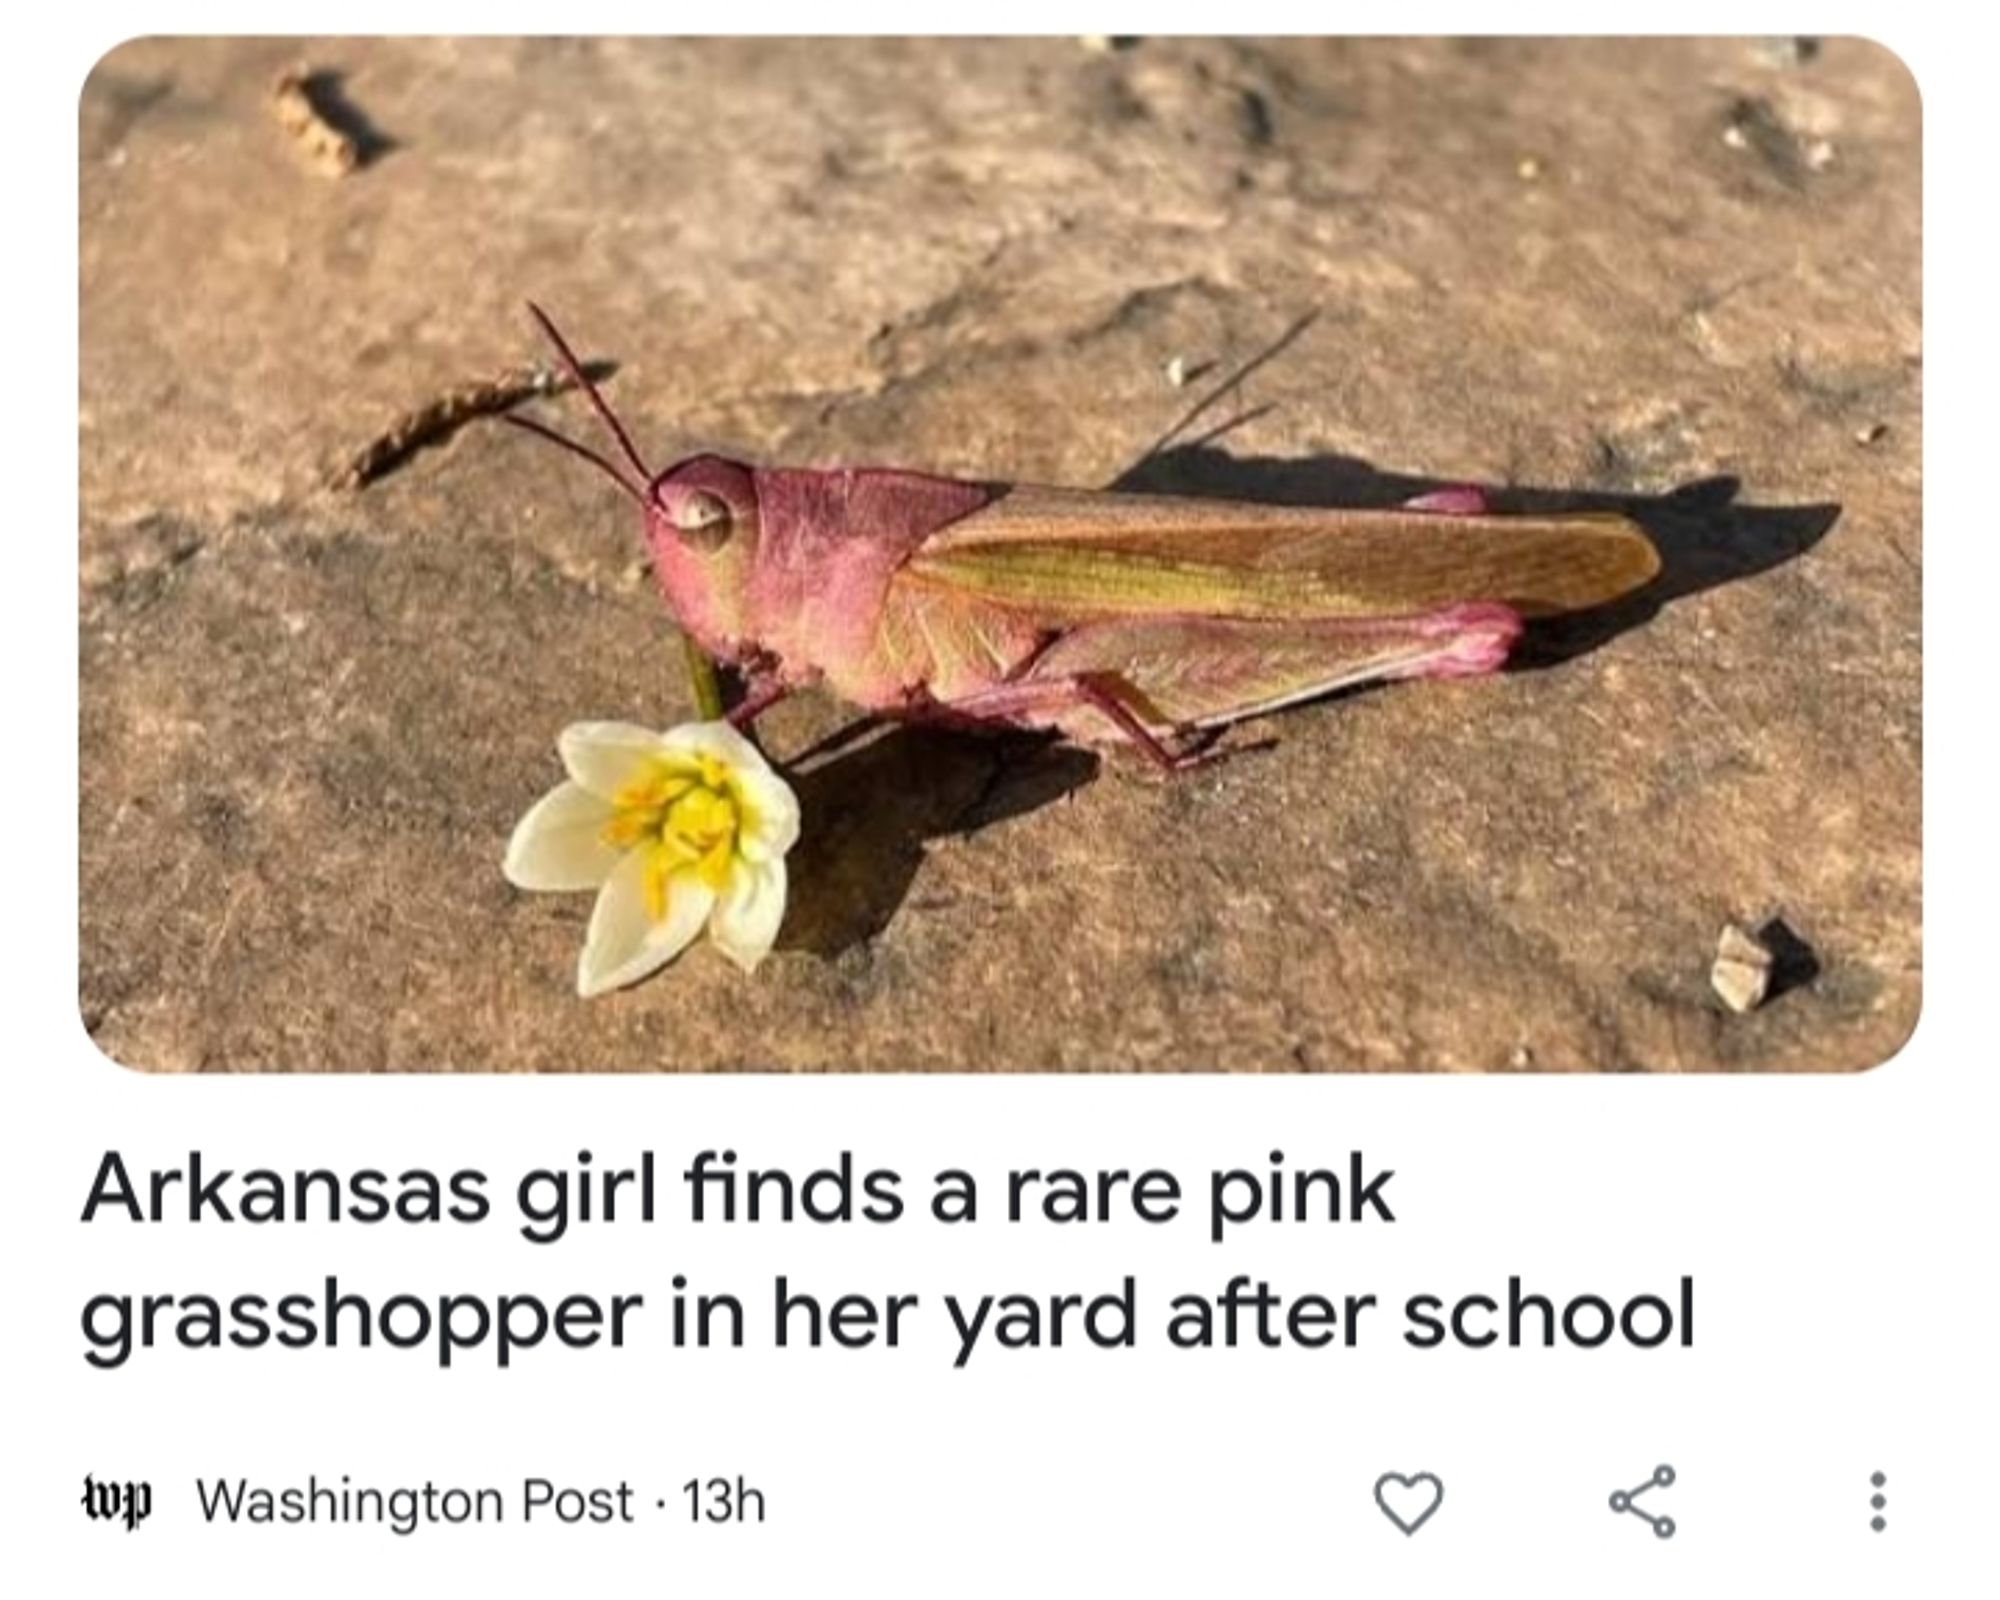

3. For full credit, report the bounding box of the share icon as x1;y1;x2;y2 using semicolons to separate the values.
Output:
1608;1464;1677;1539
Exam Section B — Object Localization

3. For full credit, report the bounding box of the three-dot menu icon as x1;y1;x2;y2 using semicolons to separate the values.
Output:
1869;1471;1887;1532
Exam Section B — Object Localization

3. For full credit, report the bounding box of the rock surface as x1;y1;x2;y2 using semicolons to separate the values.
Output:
79;38;1920;1072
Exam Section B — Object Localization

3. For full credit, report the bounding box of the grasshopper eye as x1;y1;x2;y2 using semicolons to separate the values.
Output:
671;490;732;551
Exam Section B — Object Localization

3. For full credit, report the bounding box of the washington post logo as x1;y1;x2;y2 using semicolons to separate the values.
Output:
81;1475;152;1531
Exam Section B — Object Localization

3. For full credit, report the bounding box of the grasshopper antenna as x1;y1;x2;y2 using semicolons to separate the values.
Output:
505;301;652;503
505;413;646;504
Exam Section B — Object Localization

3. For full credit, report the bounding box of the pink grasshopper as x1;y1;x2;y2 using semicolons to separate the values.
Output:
508;305;1659;769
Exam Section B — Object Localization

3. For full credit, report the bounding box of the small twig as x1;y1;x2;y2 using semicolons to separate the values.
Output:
269;66;361;177
330;363;595;490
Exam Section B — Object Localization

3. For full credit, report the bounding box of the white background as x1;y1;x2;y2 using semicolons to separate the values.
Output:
11;6;1987;1598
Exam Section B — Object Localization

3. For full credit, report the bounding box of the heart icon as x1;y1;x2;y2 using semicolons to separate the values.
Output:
1374;1471;1445;1536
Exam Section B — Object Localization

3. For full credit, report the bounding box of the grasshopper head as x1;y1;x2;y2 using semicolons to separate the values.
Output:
644;455;761;662
508;304;762;666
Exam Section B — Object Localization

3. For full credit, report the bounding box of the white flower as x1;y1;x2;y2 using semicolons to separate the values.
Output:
504;720;800;996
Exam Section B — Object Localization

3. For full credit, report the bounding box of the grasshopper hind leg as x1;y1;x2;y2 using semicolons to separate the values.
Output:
1402;485;1491;516
1021;603;1523;742
927;674;1207;772
917;601;1521;769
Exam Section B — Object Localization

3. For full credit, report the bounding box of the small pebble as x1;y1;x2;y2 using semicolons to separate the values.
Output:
1722;124;1749;151
1755;37;1821;67
1711;923;1774;1013
1805;138;1836;171
1516;155;1542;181
1855;421;1890;447
1165;355;1190;388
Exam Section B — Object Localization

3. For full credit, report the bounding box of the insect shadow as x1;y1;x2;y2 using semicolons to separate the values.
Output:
777;724;1097;956
1113;444;1843;669
294;69;399;167
1756;915;1822;1004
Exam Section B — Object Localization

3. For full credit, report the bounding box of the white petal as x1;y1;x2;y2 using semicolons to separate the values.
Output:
656;719;769;772
559;722;670;800
709;858;788;972
576;851;716;997
733;762;801;862
503;782;622;891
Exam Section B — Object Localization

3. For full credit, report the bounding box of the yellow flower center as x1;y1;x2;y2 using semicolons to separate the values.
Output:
602;753;750;921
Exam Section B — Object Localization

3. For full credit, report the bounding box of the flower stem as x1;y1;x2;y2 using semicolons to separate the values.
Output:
681;633;726;723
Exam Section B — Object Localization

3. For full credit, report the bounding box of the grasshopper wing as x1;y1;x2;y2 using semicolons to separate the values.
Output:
1021;604;1523;729
903;486;1659;622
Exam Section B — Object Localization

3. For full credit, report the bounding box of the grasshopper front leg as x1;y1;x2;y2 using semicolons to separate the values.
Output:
724;651;812;731
726;676;793;730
